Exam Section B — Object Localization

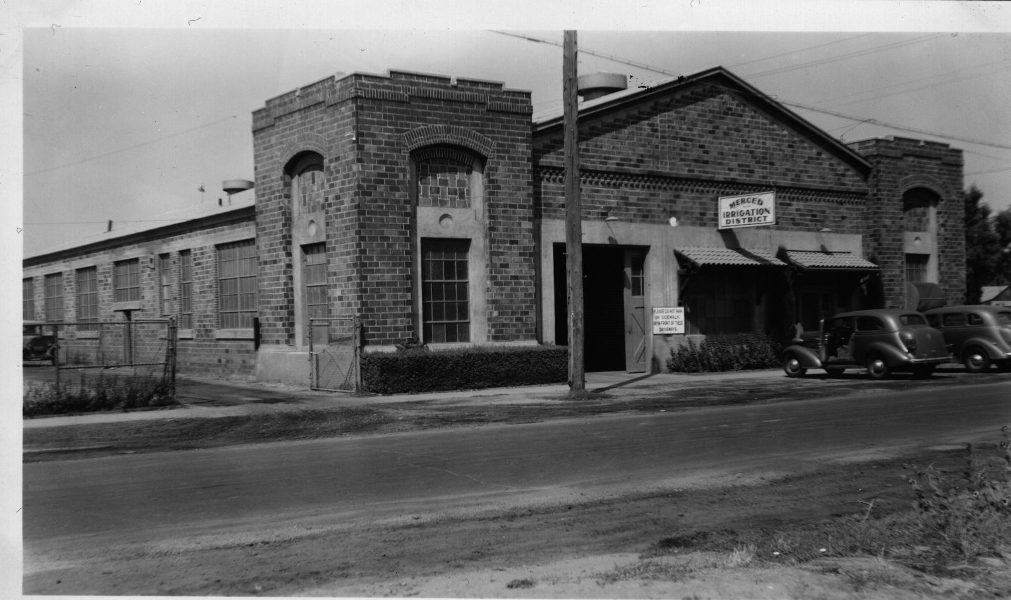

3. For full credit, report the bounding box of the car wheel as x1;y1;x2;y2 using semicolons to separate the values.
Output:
825;368;845;377
911;365;936;379
783;354;807;378
866;354;891;380
962;347;991;373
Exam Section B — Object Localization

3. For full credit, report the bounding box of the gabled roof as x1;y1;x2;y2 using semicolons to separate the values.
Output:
533;66;871;177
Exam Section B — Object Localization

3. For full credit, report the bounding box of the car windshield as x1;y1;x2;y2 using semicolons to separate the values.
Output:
899;313;927;326
997;311;1011;325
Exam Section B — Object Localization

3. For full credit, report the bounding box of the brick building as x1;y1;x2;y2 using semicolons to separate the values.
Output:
23;66;966;382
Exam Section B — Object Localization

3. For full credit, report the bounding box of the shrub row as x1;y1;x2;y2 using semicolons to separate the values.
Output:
667;333;782;373
361;345;568;395
24;373;178;418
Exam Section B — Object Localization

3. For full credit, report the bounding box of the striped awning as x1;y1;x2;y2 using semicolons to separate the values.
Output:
784;250;879;271
675;247;786;268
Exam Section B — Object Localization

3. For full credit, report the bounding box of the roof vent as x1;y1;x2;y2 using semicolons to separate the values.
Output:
222;179;254;195
577;73;628;101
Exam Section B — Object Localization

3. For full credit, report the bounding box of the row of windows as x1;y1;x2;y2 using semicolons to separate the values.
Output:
23;241;254;330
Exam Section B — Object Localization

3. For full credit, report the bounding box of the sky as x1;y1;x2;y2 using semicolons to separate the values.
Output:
7;1;1011;261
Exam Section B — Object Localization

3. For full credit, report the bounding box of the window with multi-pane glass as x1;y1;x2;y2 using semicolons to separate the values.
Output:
76;268;99;330
158;254;172;316
114;259;141;302
905;254;929;283
421;239;470;343
303;243;328;320
218;240;257;329
23;278;34;321
179;250;193;329
45;273;63;322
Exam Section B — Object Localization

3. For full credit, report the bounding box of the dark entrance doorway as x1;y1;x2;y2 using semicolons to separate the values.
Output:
553;244;647;373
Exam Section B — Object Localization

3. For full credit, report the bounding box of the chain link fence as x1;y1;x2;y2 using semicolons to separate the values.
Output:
23;319;177;394
309;317;361;392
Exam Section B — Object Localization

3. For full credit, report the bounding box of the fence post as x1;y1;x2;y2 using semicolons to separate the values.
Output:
168;317;177;397
52;322;60;394
308;319;315;389
354;315;363;392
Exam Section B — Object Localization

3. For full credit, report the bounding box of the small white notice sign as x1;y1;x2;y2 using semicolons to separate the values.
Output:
653;307;685;335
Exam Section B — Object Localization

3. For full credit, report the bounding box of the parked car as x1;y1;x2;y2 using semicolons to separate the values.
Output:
782;309;949;380
924;305;1011;373
22;321;56;362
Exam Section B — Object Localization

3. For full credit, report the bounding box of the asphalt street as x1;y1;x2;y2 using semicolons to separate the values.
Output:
23;378;1011;549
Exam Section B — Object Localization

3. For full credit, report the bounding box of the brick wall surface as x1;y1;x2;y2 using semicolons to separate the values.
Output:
534;79;870;235
23;213;258;378
848;137;966;307
252;70;535;348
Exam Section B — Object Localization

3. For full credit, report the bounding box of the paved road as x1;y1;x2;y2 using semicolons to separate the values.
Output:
24;378;1011;549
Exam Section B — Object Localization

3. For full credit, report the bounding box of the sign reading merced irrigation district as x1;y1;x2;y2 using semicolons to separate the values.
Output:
718;191;776;230
653;307;685;335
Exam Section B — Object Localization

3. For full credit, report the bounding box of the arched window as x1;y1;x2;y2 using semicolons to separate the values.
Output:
286;151;328;348
289;152;325;216
411;146;486;345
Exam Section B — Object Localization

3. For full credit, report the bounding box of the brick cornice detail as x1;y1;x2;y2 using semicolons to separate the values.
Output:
535;166;868;205
403;125;495;157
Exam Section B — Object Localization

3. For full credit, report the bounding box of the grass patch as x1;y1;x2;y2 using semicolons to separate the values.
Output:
24;373;177;417
633;431;1011;579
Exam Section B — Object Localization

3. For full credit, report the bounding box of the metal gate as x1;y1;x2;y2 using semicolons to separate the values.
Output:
25;319;177;394
309;316;361;392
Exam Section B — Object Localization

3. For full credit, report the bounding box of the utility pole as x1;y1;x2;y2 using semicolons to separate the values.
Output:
563;30;585;395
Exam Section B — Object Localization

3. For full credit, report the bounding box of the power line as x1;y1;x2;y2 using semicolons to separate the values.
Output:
966;166;1011;176
25;115;239;176
726;33;875;69
745;34;949;79
783;101;1011;150
489;30;683;77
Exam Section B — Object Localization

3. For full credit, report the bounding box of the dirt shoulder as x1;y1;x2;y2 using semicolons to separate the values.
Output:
24;445;1011;598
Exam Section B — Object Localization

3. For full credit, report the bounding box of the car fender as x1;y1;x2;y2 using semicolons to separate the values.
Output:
783;344;823;368
860;341;911;366
961;336;1011;359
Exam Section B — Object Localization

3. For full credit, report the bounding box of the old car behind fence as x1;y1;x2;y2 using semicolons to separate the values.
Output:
309;317;361;392
25;319;178;393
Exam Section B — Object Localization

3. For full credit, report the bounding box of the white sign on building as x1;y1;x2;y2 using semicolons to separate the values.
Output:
652;307;685;335
718;191;776;230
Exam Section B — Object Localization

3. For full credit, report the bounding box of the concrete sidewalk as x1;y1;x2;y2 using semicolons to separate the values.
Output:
23;369;785;429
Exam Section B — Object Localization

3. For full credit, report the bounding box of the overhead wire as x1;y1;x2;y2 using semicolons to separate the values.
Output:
25;115;240;176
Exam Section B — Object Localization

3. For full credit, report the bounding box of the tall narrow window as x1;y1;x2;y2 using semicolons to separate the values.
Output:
23;278;34;321
905;254;929;283
421;239;470;343
218;240;257;329
45;273;63;322
303;243;328;321
179;250;193;329
114;259;141;302
76;268;98;330
158;253;172;316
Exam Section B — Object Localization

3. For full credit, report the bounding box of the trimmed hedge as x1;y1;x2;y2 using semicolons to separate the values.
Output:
667;333;782;373
361;345;568;394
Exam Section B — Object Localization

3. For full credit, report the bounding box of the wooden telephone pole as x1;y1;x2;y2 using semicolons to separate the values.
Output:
563;30;585;394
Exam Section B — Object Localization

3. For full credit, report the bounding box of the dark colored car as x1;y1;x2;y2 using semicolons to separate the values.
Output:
924;305;1011;372
782;309;949;380
23;322;56;362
